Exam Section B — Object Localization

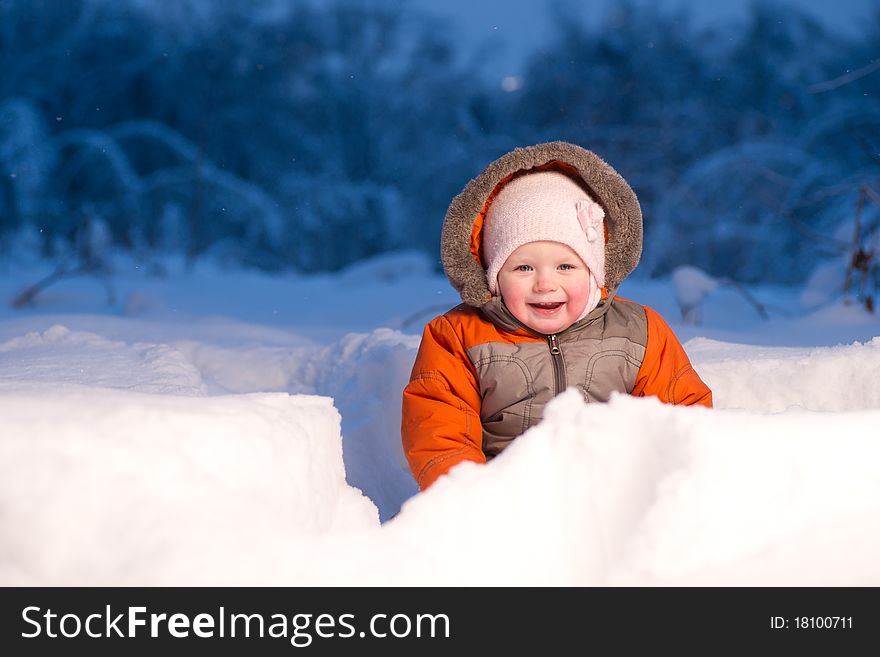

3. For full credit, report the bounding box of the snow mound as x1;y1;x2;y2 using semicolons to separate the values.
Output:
171;340;314;395
366;392;880;586
310;329;421;521
2;341;879;585
287;327;880;522
0;389;378;585
688;336;880;411
0;324;206;396
671;265;719;324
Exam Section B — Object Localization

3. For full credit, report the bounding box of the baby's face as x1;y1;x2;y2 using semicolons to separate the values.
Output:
497;241;592;335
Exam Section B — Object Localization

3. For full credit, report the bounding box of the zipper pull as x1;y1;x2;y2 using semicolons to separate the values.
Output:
548;334;561;355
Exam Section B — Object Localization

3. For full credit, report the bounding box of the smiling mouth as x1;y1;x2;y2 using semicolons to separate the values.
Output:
528;301;564;314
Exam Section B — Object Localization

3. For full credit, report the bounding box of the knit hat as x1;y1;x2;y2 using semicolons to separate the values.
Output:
483;170;606;296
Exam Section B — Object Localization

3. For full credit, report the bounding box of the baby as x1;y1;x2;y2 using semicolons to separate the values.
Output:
402;141;712;490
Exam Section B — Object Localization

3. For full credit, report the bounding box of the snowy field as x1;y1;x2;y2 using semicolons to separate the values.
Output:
1;251;879;586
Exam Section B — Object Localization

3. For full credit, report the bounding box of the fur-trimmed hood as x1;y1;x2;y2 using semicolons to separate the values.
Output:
441;141;642;306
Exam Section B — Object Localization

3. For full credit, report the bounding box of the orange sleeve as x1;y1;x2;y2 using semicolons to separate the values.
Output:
402;314;486;490
631;306;713;407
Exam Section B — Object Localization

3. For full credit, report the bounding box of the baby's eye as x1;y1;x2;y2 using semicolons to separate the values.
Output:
558;263;577;271
514;264;533;272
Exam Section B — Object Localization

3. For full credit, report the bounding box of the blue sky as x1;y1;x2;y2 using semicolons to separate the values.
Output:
411;0;877;80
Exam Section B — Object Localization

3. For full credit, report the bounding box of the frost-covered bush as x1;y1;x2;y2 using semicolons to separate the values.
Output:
0;0;482;271
1;0;879;285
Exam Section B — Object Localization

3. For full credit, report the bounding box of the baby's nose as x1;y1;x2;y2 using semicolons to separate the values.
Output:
534;274;557;292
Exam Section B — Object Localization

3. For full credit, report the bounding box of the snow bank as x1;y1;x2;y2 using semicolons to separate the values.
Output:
0;389;378;585
1;298;878;585
346;392;880;586
0;324;206;396
309;329;421;522
0;321;422;521
688;336;880;411
304;329;880;523
2;329;879;585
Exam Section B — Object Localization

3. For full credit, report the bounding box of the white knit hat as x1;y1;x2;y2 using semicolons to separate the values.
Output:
483;170;606;296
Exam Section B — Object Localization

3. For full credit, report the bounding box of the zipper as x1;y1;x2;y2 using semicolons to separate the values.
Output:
547;334;567;394
493;300;571;395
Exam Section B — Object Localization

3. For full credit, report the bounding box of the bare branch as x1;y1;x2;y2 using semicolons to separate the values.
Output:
842;188;866;299
810;59;880;94
11;260;115;309
718;278;770;320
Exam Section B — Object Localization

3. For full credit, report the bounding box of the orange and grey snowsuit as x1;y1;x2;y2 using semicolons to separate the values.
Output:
402;141;712;490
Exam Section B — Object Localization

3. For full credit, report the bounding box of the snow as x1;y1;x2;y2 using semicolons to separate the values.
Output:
671;265;720;324
0;390;377;585
1;252;879;585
